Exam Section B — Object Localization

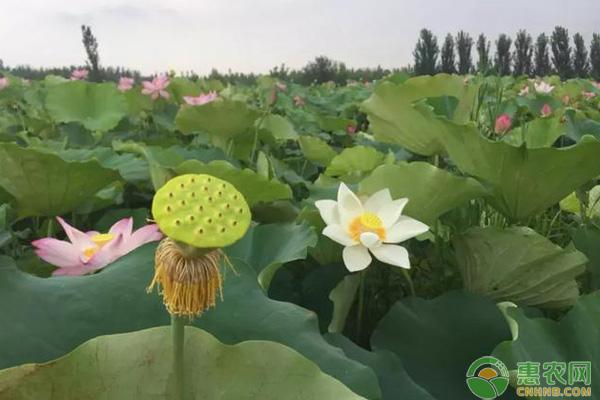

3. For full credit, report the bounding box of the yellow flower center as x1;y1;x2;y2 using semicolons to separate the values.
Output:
82;233;115;261
348;212;386;242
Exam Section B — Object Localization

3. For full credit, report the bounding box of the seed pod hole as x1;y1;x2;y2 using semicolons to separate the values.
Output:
180;200;186;206
175;219;181;226
220;227;226;233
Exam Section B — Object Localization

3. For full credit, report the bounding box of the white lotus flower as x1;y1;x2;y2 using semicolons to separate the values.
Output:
315;183;429;272
534;81;554;94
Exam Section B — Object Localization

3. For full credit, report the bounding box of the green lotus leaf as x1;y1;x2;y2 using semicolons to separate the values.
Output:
0;226;380;399
572;225;600;290
298;136;337;166
435;119;600;221
0;327;365;400
175;99;260;139
361;74;479;155
45;81;128;131
454;226;587;308
257;114;298;142
176;160;292;206
0;143;121;218
371;291;512;399
502;116;566;148
325;146;385;183
325;333;436;399
359;162;487;226
494;292;600;390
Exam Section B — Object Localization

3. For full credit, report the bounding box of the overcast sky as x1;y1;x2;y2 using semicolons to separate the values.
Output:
1;0;599;75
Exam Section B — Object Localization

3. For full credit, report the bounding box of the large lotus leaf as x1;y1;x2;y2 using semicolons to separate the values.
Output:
176;160;292;206
361;74;479;155
502;116;566;148
175;99;260;139
45;81;128;131
0;327;365;400
0;234;379;398
257;114;298;142
454;226;586;308
359;162;487;226
494;292;600;391
325;333;436;400
572;225;600;290
0;143;121;218
227;222;317;289
298;136;337;166
436;119;600;221
325;146;386;183
371;291;513;399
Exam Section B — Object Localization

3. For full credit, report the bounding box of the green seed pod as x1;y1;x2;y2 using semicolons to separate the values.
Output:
152;174;251;248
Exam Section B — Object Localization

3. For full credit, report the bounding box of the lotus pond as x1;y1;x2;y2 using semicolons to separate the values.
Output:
0;72;598;399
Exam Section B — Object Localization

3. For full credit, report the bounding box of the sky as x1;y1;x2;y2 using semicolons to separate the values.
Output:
1;0;599;75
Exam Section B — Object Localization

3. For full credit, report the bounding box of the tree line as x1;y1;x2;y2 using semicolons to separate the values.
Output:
414;26;600;80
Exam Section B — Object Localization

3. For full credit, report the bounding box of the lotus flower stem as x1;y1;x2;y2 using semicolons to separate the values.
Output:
355;270;366;340
171;314;185;400
402;269;416;297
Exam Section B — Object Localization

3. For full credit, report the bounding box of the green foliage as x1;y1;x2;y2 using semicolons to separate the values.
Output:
534;33;552;76
513;30;533;76
454;226;586;308
440;34;457;74
80;25;100;82
591;33;600;80
456;31;473;74
45;81;128;131
0;326;365;400
413;29;439;76
325;146;385;183
551;26;573;80
476;33;491;74
494;34;512;76
298;136;337;166
573;33;590;78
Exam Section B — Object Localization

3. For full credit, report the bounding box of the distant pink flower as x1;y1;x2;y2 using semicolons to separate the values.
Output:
593;82;600;90
0;77;9;90
276;82;287;91
346;124;357;135
293;95;305;107
183;91;218;106
71;69;88;80
494;114;512;135
118;77;134;92
519;86;529;96
540;103;552;118
582;91;597;100
562;95;571;105
32;217;162;276
141;74;170;100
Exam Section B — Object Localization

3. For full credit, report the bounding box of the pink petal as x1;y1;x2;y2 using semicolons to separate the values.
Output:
56;217;93;249
142;81;154;90
52;265;89;276
122;224;162;254
159;90;170;99
86;233;125;272
32;238;83;269
109;217;133;239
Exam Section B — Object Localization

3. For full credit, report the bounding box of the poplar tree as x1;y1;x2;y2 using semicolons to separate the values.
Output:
413;29;439;75
573;33;589;77
494;34;512;76
456;31;474;74
551;26;572;79
476;34;491;74
440;34;457;73
513;29;533;76
534;33;552;76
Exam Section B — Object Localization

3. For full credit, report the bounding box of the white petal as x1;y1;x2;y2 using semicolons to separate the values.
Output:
337;183;363;227
322;225;357;247
359;232;381;248
343;245;372;272
370;244;410;269
385;216;429;243
377;198;409;228
363;189;392;213
315;200;339;225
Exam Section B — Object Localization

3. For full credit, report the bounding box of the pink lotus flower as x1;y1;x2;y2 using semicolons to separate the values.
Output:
541;103;552;118
0;77;8;90
519;86;530;96
276;82;287;91
346;124;357;135
494;114;512;135
593;82;600;90
562;95;571;105
582;91;597;100
32;217;162;276
293;95;305;107
71;69;89;80
141;74;170;100
534;81;554;94
118;77;134;92
183;91;218;106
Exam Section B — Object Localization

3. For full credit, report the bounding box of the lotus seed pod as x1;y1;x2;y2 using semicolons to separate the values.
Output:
152;174;251;248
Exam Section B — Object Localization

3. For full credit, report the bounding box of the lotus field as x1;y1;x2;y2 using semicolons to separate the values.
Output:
0;71;599;399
